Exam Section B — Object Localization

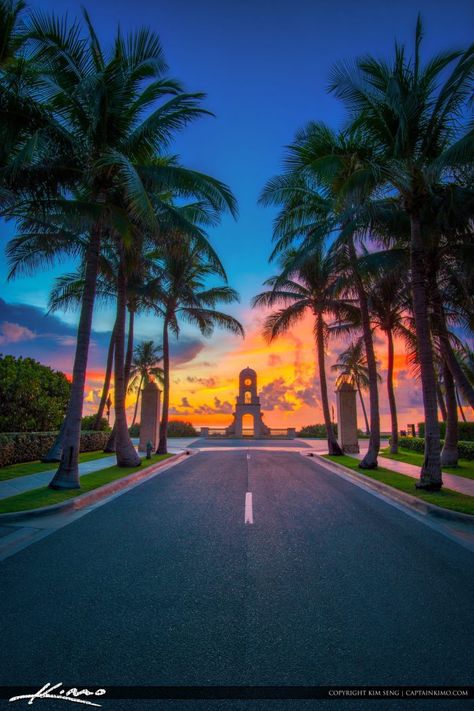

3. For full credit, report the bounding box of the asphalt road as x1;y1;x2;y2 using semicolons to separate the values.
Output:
1;450;473;711
189;438;313;448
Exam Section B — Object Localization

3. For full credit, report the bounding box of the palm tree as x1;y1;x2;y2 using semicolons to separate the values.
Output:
328;18;474;488
128;341;164;429
146;236;244;454
366;267;410;454
253;246;360;455
7;12;237;485
0;0;26;67
332;340;375;437
260;127;382;468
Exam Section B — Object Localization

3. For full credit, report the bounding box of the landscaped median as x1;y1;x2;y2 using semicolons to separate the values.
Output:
0;450;113;482
381;446;474;481
0;453;175;516
323;454;474;518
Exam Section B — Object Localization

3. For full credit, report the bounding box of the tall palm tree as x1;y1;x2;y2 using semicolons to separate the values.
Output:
146;236;244;454
253;246;359;455
366;267;410;454
328;17;474;488
128;341;164;428
7;12;237;486
331;339;375;437
260;128;382;468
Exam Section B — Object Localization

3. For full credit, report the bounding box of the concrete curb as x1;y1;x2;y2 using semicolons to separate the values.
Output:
0;452;190;523
304;452;474;525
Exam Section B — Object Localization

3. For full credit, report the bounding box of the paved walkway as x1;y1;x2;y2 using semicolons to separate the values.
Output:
0;438;198;501
353;452;474;496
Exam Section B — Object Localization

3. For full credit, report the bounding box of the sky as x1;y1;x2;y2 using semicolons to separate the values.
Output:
1;0;473;430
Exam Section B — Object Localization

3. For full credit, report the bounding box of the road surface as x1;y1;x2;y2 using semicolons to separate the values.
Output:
1;450;473;710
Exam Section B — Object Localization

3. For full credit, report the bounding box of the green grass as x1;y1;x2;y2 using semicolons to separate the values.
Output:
324;454;474;516
0;454;173;514
381;447;474;481
0;450;112;481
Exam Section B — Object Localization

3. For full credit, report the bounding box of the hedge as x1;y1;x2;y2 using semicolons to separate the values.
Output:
418;421;474;441
399;436;474;460
0;431;110;468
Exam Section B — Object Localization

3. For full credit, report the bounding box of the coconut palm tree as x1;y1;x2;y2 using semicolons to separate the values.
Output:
366;267;410;453
260;127;382;468
7;12;237;485
253;246;360;455
128;341;164;428
328;17;474;488
145;236;244;454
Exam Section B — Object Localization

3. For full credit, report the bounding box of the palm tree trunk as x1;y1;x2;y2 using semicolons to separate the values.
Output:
456;388;467;422
409;213;442;489
386;329;399;454
438;331;474;410
114;251;140;467
357;386;370;435
41;417;66;462
49;225;102;488
316;313;342;455
441;360;458;467
131;375;144;428
431;280;474;410
157;315;170;455
348;237;380;468
436;381;447;422
124;308;135;392
103;423;116;453
93;320;116;429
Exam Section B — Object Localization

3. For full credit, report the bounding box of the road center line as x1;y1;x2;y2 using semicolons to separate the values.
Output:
244;492;253;524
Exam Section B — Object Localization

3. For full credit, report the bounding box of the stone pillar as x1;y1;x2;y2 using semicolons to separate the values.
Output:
200;427;209;438
287;428;296;439
138;382;161;452
336;381;359;453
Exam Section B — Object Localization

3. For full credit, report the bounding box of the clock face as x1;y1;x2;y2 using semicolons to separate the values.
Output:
244;378;252;386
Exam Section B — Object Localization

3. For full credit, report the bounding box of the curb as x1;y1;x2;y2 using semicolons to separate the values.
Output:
304;452;474;525
0;452;190;523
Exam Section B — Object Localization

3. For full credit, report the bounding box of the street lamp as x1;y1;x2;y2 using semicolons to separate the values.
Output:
106;395;112;423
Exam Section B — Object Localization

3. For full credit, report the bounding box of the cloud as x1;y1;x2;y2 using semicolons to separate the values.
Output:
294;385;319;407
260;377;295;411
186;376;218;388
267;354;282;367
0;298;112;373
170;337;205;366
181;396;192;408
194;396;234;415
0;321;37;345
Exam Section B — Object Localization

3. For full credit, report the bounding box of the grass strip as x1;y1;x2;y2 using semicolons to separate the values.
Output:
324;454;474;516
0;454;173;513
381;447;474;481
0;450;113;482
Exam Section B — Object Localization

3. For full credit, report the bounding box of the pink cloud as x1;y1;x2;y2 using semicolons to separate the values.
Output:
0;321;37;345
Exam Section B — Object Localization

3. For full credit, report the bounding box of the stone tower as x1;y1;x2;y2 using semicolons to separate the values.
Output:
226;367;270;437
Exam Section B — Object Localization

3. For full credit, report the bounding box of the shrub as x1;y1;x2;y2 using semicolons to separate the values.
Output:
128;423;140;437
0;431;110;467
0;355;71;432
417;421;474;441
399;436;474;461
81;414;111;432
167;420;198;437
297;423;338;438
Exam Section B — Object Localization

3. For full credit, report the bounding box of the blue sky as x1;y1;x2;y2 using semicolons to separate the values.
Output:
1;0;473;325
1;0;473;427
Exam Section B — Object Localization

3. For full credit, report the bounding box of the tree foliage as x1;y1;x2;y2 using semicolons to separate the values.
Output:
0;355;71;432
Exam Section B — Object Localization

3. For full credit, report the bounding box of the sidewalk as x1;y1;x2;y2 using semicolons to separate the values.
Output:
352;453;474;497
0;438;198;501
